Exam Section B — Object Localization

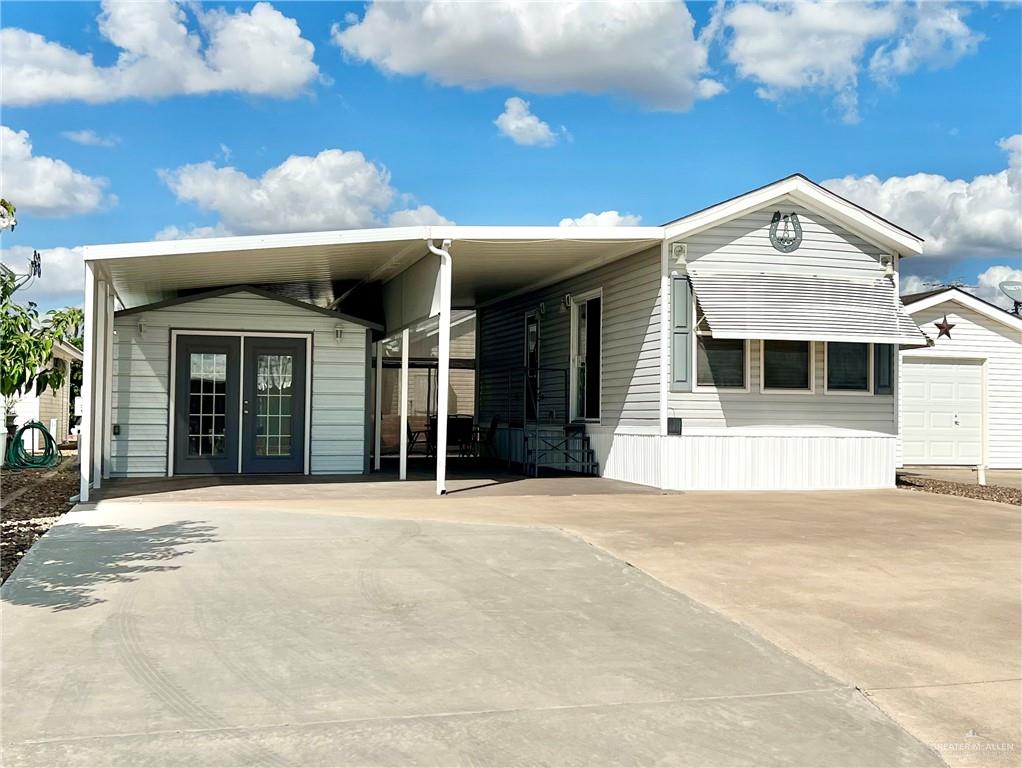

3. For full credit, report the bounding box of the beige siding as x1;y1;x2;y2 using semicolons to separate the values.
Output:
478;246;661;430
670;341;897;434
111;291;369;476
686;202;888;278
900;303;1022;469
670;198;898;436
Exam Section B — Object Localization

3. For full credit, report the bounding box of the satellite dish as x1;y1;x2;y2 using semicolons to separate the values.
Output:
1000;280;1022;316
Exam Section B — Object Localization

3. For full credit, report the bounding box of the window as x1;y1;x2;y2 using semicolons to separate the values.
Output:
571;292;601;421
826;342;871;393
762;340;813;391
696;337;746;389
873;344;893;395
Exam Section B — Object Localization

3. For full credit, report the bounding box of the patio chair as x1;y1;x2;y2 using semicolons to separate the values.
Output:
474;414;500;459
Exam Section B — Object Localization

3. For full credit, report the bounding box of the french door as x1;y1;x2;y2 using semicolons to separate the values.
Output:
174;334;307;475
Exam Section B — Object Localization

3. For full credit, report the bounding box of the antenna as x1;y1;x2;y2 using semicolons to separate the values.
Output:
999;280;1022;316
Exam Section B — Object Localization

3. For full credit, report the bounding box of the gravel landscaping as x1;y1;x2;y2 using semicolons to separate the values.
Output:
1;456;79;584
897;472;1022;507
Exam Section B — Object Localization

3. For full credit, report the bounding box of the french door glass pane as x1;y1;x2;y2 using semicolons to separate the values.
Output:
188;352;227;456
255;354;294;457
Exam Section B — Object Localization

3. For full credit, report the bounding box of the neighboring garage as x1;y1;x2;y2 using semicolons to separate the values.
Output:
899;287;1022;470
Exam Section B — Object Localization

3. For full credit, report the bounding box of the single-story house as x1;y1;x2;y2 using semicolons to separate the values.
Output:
77;174;930;501
898;287;1022;471
3;339;82;448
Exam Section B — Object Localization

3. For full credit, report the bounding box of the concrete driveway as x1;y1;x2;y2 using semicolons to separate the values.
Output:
1;499;942;767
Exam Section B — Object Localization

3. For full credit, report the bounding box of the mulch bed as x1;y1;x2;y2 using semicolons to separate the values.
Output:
1;459;80;584
897;473;1022;507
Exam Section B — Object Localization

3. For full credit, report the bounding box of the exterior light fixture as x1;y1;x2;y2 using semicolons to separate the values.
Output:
335;325;344;343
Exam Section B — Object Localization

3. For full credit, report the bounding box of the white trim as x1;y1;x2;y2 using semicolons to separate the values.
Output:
659;241;670;436
399;327;409;481
83;224;665;262
102;290;114;479
663;175;923;256
168;330;313;477
79;263;97;502
568;288;603;424
760;340;816;394
92;279;106;490
904;290;1022;332
692;335;751;394
823;341;875;396
304;336;312;476
373;341;383;471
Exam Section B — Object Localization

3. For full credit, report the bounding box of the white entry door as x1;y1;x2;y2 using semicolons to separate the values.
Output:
901;358;983;465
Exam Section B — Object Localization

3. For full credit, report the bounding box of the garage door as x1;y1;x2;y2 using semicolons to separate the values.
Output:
902;358;983;465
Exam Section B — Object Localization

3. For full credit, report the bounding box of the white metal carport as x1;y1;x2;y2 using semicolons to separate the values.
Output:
79;225;664;501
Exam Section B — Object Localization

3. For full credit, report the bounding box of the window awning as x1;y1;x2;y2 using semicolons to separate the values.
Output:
687;268;928;346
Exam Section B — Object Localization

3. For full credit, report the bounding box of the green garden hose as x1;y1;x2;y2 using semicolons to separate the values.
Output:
4;421;61;469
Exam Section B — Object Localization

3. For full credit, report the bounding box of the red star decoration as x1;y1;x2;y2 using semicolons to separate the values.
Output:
934;314;955;339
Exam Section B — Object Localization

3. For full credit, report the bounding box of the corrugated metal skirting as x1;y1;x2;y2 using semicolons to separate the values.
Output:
588;431;896;491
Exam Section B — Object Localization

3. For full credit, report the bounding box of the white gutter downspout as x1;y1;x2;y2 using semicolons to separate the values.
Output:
427;238;453;496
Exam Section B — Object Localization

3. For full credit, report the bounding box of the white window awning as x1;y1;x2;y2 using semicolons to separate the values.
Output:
688;268;929;346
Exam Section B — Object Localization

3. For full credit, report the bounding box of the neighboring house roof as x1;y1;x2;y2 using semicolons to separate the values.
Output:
114;284;384;331
901;286;1022;333
661;173;924;257
52;339;84;362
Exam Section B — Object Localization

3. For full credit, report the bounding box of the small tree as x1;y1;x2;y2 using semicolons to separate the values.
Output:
1;256;84;403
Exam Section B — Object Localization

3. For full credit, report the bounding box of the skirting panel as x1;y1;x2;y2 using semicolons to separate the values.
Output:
588;430;896;491
587;428;662;488
665;434;897;491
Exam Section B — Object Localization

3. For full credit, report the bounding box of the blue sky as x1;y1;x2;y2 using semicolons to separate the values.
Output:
1;1;1020;310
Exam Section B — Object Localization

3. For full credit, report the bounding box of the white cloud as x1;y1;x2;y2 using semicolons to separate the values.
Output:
559;210;642;227
722;1;981;123
387;205;455;227
823;135;1022;260
870;2;983;84
1;0;318;106
723;1;899;123
495;97;563;146
332;1;721;111
160;149;451;235
154;224;232;241
976;265;1022;310
0;245;85;306
61;129;119;147
1;126;115;217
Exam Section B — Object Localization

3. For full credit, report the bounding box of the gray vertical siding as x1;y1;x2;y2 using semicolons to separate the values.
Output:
478;246;661;431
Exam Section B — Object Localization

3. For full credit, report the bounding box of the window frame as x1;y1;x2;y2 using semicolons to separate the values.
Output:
692;332;751;393
824;341;875;396
759;340;816;395
569;287;603;424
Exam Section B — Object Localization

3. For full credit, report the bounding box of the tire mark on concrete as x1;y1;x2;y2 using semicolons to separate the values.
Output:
113;583;289;767
358;520;421;614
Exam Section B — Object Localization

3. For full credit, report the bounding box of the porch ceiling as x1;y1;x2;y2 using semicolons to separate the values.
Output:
84;226;664;309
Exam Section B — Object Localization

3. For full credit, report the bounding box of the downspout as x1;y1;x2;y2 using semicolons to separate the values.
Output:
427;238;453;496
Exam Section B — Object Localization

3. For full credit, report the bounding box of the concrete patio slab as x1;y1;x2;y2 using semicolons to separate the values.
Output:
2;503;940;767
155;483;1019;768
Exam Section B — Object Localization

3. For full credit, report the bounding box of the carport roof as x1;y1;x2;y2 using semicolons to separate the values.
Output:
83;225;664;309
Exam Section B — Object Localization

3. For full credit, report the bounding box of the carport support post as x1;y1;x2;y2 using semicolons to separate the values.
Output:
428;239;452;497
399;328;409;480
374;341;383;471
79;263;97;502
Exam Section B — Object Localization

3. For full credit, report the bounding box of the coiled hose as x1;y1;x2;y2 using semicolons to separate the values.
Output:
4;421;61;469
